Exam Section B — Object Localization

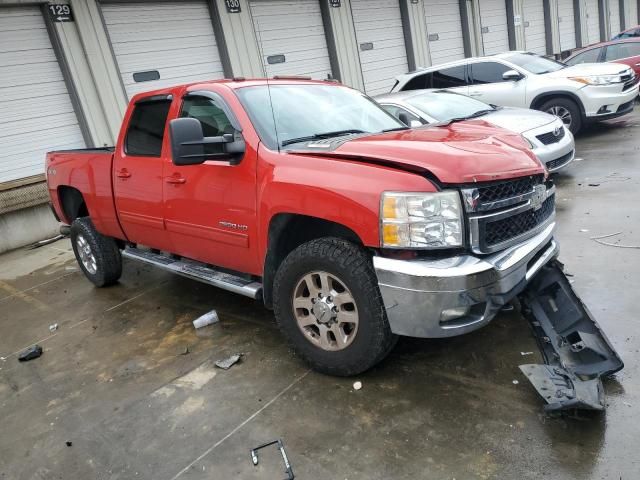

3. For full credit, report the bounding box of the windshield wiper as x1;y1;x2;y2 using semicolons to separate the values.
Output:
281;129;365;147
433;109;495;127
382;126;409;132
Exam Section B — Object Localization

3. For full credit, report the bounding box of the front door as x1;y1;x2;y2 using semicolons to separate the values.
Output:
162;93;259;275
467;61;527;107
113;97;173;251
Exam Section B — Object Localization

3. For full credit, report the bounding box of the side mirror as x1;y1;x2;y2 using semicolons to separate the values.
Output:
169;117;245;166
502;69;523;81
409;119;423;128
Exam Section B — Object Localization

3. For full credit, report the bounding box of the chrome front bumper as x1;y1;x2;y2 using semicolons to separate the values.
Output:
373;223;558;338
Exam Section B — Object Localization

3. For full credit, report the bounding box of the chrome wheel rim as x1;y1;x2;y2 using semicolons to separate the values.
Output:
546;106;572;128
76;234;97;274
292;271;359;351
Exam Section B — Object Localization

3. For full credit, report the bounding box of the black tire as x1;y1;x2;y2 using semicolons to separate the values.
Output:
539;97;582;135
273;237;397;376
70;217;122;287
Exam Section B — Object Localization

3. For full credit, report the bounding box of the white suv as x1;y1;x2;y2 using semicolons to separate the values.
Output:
391;52;639;134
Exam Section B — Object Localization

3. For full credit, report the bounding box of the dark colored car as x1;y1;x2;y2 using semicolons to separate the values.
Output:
565;37;640;76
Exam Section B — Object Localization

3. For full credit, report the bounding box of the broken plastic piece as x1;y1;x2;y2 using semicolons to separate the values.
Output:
49;323;58;332
192;309;219;329
214;353;242;370
18;345;43;362
250;439;294;480
518;260;623;412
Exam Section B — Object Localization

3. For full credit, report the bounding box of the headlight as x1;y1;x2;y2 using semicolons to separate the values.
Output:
381;191;463;248
568;74;623;85
521;135;536;150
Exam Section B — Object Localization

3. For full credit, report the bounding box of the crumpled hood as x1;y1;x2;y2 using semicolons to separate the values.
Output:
482;107;557;134
543;62;633;78
291;120;545;184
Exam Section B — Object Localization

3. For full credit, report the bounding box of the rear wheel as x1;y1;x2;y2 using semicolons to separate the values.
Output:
539;97;582;134
273;237;397;376
70;217;122;287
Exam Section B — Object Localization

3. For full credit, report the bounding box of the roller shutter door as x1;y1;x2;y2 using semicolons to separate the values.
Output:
609;0;621;36
557;0;577;51
249;0;332;79
478;0;509;55
101;1;224;99
424;0;465;65
624;0;638;27
583;0;602;44
0;6;85;183
351;0;408;95
522;0;547;55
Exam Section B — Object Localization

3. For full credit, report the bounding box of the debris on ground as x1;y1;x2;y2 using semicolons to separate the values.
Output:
520;352;534;356
25;234;65;250
587;183;600;187
579;229;589;233
353;381;363;390
18;345;43;362
214;353;243;370
192;309;219;329
590;232;640;249
49;323;58;332
251;439;294;480
178;346;190;356
65;441;72;447
512;380;519;385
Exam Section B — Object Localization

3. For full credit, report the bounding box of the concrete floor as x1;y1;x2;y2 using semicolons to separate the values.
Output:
1;113;639;480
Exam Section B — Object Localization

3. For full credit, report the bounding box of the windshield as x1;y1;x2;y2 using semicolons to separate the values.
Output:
405;91;494;122
235;84;404;149
502;52;566;74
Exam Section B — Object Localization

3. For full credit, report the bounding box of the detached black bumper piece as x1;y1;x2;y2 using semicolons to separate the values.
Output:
518;260;623;412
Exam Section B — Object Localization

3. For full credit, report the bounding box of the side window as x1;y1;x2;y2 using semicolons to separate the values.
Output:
469;62;511;84
566;47;602;65
604;43;640;61
431;66;467;88
125;99;172;156
180;96;234;155
381;105;425;125
402;73;432;91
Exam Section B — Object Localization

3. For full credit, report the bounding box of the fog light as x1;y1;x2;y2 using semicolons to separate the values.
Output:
440;306;471;322
597;105;611;114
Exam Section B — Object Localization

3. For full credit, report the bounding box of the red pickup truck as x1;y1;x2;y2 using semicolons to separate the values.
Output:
46;78;621;410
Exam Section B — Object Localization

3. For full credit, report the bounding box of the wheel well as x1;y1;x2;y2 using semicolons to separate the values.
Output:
530;92;585;116
262;214;363;308
58;186;88;223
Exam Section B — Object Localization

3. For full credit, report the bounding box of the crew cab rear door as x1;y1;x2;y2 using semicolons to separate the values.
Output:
113;96;173;251
162;92;259;275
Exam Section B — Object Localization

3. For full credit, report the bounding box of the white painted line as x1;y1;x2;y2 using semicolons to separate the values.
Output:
169;369;312;480
104;283;165;312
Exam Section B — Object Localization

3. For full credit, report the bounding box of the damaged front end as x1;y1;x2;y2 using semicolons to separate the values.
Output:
518;260;624;412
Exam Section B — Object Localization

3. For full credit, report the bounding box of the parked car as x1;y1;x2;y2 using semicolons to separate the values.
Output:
391;52;639;134
43;77;625;413
565;37;640;76
612;25;640;39
375;90;574;173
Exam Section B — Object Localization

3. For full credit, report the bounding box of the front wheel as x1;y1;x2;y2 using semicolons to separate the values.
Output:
539;97;582;134
273;238;397;376
70;217;122;287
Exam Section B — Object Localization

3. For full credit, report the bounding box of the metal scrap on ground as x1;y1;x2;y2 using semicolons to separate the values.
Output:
214;353;243;370
18;345;43;362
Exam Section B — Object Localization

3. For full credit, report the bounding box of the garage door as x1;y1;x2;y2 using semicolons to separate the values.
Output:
0;6;85;183
609;0;621;36
557;0;577;51
424;0;465;65
624;0;638;27
101;1;224;99
249;0;332;79
351;0;408;95
478;0;509;55
583;0;602;44
522;0;547;55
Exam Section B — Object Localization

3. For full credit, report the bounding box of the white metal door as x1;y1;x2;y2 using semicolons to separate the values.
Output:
624;0;638;27
351;0;408;95
102;1;224;99
423;0;466;65
522;0;547;55
609;0;622;36
478;0;509;55
583;0;602;44
0;6;85;183
557;0;577;51
249;0;332;79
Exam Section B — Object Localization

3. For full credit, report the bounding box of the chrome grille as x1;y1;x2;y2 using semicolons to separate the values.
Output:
536;127;565;145
461;175;555;254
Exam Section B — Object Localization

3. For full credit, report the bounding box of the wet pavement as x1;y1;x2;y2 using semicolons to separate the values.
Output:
1;112;639;479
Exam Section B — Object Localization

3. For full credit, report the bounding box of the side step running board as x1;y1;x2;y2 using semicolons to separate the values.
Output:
122;247;262;299
518;260;623;412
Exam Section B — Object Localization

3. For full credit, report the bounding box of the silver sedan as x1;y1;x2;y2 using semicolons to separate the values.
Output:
374;90;575;173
